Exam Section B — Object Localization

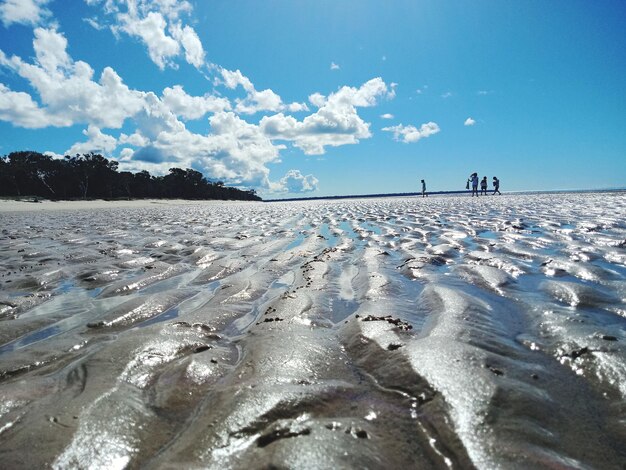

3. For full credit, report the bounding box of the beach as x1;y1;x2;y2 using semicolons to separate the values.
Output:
0;192;625;468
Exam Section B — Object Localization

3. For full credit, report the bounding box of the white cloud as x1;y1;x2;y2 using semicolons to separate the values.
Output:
65;125;118;156
464;117;476;126
271;170;319;193
119;131;149;147
84;17;106;30
117;11;180;70
219;67;308;115
308;92;326;108
441;91;452;99
235;88;283;114
133;91;185;141
382;122;440;143
118;147;135;161
261;77;395;155
0;0;50;26
330;62;340;70
0;28;145;129
32;26;71;72
112;110;284;187
170;22;205;68
220;68;254;92
87;0;203;69
0;83;68;128
162;85;230;120
285;102;309;113
380;113;394;119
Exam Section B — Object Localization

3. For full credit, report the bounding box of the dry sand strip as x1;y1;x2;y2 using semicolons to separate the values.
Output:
0;198;258;212
0;193;625;469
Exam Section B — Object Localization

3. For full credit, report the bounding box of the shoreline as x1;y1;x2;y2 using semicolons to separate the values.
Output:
0;198;259;213
265;188;626;202
2;188;625;212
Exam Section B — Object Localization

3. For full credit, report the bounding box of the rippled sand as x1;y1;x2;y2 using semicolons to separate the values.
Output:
1;193;625;469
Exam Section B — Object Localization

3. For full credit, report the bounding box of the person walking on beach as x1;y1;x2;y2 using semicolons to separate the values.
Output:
492;176;501;195
480;176;488;195
421;179;427;197
470;173;479;196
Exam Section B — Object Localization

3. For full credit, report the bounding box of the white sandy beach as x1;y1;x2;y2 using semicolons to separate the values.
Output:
0;198;256;212
0;192;625;469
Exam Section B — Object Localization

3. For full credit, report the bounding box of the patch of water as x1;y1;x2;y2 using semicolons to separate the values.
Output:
338;221;359;240
138;307;180;328
329;298;360;324
478;230;499;240
360;222;383;235
319;223;340;248
285;224;313;250
0;325;62;354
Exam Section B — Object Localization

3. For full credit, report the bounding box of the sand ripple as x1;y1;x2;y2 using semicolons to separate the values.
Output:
1;193;625;469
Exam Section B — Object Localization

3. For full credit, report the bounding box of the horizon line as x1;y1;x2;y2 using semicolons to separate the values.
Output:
263;187;626;203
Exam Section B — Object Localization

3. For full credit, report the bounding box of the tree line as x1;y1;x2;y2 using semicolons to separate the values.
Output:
0;151;261;201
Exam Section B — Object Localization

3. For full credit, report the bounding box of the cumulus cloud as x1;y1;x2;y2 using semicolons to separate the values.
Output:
170;23;204;68
0;83;67;128
0;0;50;26
218;67;308;115
65;125;118;156
117;111;283;187
0;28;145;129
86;0;204;69
220;68;254;92
271;170;319;193
118;11;180;69
162;85;231;120
0;20;398;193
261;77;395;154
464;117;476;126
382;122;440;143
0;28;286;189
330;62;340;70
380;113;394;119
308;92;326;108
119;131;149;147
441;91;452;98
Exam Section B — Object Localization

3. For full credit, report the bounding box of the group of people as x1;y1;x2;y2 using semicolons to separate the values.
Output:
418;175;501;197
467;173;500;196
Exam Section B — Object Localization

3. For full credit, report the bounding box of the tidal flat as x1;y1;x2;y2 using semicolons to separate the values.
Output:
1;193;625;469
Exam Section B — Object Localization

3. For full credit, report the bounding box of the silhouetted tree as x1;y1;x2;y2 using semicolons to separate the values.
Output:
0;151;262;201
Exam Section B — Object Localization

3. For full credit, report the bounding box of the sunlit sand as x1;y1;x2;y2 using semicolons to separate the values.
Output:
1;192;625;468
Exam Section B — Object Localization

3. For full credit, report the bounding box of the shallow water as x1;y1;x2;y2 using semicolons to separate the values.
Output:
0;193;625;469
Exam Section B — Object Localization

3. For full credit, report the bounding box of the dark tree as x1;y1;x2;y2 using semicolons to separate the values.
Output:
0;151;262;202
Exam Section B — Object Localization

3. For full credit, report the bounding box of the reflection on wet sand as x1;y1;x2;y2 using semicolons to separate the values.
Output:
1;193;625;468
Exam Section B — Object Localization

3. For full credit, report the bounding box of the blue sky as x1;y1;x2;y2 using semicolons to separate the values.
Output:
0;0;624;197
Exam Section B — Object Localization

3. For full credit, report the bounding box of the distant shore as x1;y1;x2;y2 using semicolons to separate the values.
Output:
265;188;626;202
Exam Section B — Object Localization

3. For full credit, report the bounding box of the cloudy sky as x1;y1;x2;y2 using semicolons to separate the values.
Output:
0;1;624;197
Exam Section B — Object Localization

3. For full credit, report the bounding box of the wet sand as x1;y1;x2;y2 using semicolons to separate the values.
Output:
0;193;625;468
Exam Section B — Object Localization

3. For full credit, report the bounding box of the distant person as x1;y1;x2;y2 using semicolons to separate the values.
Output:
492;176;501;195
470;173;479;197
421;179;427;197
480;176;488;195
